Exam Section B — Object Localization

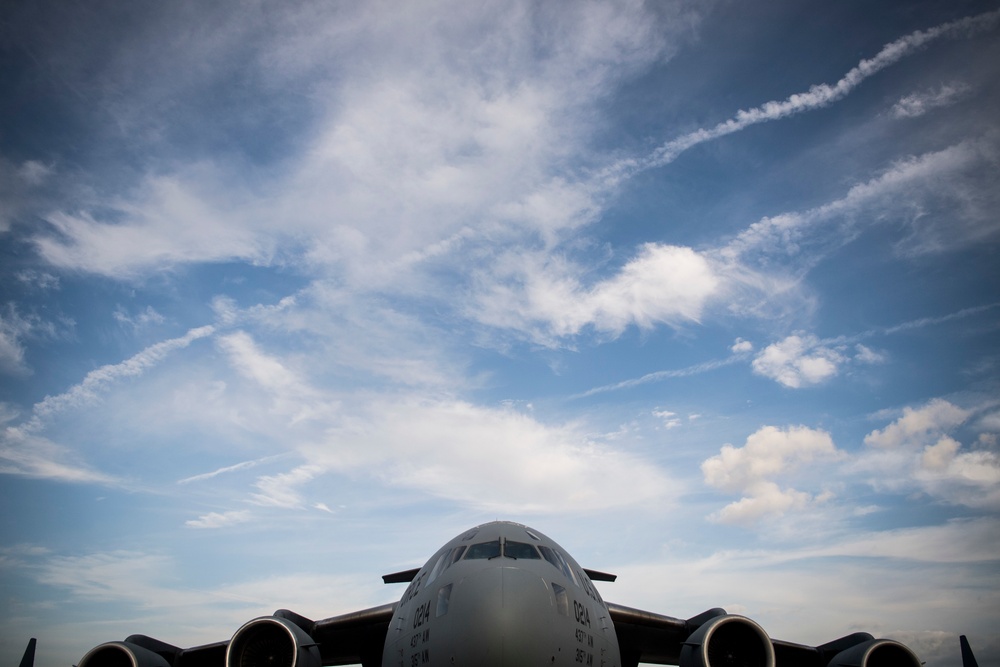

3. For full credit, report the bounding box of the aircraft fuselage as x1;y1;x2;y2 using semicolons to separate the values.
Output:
382;521;620;667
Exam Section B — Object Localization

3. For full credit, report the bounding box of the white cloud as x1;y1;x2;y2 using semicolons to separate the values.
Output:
0;326;215;485
185;510;252;529
864;398;970;449
653;409;681;429
710;481;813;524
721;139;1000;266
0;430;116;484
31;547;384;631
36;175;271;279
854;399;1000;508
891;82;971;118
702;425;841;524
28;0;685;288
302;396;673;514
0;307;32;375
583;244;720;334
576;350;748;398
751;334;844;388
731;338;753;354
29;326;215;424
250;465;323;509
15;270;60;290
218;332;305;395
38;552;178;604
216;331;340;426
178;456;283;485
977;412;1000;432
114;305;166;331
610;518;999;661
602;8;1000;181
854;344;886;364
476;243;721;341
915;439;1000;508
0;305;65;376
18;160;53;186
20;3;998;364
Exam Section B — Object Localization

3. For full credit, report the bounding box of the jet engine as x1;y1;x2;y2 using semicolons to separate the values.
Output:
679;614;776;667
225;616;321;667
78;641;171;667
826;638;921;667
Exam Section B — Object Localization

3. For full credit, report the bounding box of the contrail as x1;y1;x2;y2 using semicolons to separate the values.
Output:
579;302;999;397
598;9;1000;187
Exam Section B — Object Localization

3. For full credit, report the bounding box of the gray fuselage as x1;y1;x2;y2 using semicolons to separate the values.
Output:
383;521;621;667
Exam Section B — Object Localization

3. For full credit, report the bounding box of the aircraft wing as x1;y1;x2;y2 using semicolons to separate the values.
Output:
608;602;912;667
83;603;396;667
311;603;397;666
607;603;691;665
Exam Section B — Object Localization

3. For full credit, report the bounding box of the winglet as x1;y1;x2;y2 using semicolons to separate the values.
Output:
960;635;979;667
383;568;420;584
18;639;36;667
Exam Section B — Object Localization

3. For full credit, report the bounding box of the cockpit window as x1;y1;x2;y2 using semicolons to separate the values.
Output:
538;545;577;583
504;540;541;559
426;545;466;584
464;540;501;559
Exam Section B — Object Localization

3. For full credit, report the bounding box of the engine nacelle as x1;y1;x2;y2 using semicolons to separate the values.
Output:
78;642;171;667
679;614;776;667
827;638;921;667
226;616;321;667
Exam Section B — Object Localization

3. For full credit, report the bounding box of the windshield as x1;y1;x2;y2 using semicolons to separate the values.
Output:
504;540;541;559
464;540;502;559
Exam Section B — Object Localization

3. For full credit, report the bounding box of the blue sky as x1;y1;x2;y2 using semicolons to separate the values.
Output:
1;0;999;665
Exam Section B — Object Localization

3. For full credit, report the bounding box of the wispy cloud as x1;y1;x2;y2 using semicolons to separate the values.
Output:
575;350;748;398
600;8;1000;185
113;305;166;332
578;299;994;396
177;455;284;485
0;326;215;483
721;140;998;263
297;396;676;514
0;431;116;484
30;326;215;424
185;510;252;529
891;82;972;118
0;306;34;375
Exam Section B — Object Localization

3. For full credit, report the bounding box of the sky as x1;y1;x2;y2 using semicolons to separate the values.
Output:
1;0;999;665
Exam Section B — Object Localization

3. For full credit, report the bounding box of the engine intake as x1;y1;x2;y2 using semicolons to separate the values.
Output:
226;616;321;667
78;642;170;667
827;638;921;667
680;615;776;667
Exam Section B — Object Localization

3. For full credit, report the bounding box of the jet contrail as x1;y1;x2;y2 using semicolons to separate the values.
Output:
598;9;1000;187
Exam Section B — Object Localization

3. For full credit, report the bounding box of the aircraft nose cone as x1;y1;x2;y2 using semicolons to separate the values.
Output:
444;565;560;666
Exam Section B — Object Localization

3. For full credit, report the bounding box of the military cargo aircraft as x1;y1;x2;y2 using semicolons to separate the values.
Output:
77;521;921;667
